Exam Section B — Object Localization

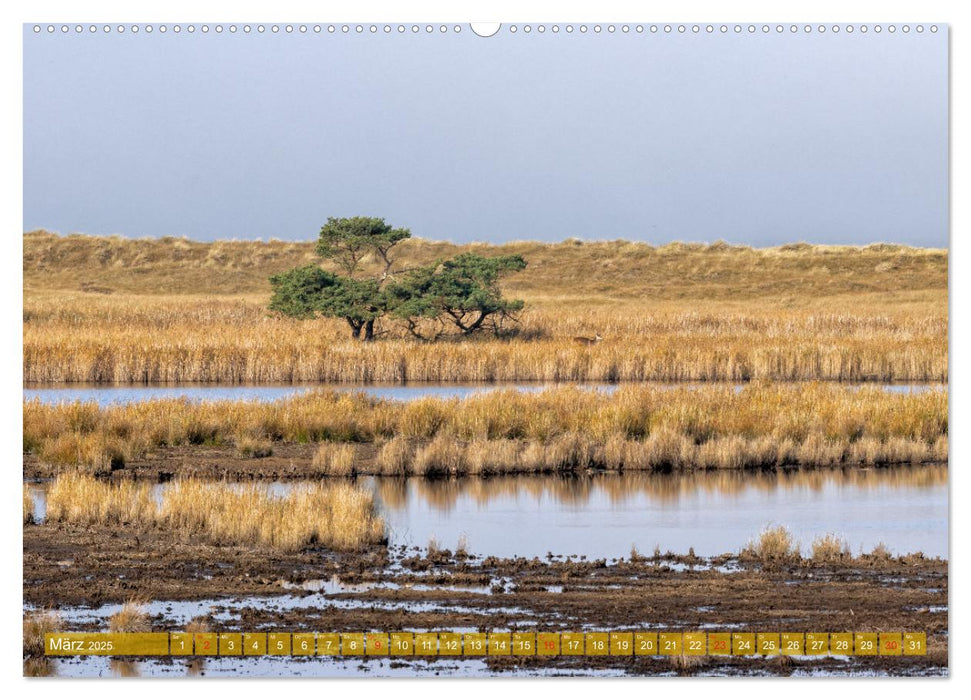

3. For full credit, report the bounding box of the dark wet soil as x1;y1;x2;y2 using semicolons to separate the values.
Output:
24;444;330;481
22;445;948;481
23;522;948;676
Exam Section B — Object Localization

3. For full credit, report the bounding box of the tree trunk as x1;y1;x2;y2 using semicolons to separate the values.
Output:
465;311;488;334
348;319;363;338
363;319;375;341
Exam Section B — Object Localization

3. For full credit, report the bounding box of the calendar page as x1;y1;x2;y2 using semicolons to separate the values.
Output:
21;18;948;679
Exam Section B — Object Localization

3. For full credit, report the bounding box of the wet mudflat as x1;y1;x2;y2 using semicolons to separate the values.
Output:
23;522;947;677
22;383;949;676
46;653;946;678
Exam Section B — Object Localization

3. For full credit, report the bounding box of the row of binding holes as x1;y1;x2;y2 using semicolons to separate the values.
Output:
32;24;464;34
508;24;937;34
33;24;939;35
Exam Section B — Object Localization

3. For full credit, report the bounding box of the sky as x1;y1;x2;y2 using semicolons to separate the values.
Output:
23;24;948;247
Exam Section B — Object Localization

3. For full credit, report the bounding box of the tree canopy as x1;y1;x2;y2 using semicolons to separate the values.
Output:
269;265;383;339
387;254;527;337
269;218;526;341
315;216;411;277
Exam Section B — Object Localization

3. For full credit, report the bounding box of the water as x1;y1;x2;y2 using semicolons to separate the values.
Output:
22;381;943;406
369;469;948;559
42;653;945;678
46;592;533;630
22;382;568;406
46;655;628;678
26;466;947;559
25;465;947;678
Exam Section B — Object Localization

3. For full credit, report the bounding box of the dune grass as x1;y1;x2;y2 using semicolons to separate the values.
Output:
25;384;947;473
45;473;385;551
24;232;946;383
24;230;947;300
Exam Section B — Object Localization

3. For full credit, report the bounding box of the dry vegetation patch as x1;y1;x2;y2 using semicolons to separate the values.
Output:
23;232;947;383
44;473;385;551
743;526;800;563
108;600;151;633
23;609;62;657
24;384;947;474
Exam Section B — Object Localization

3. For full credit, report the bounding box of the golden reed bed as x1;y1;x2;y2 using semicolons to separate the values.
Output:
23;311;946;383
24;384;947;474
39;473;384;551
24;232;947;383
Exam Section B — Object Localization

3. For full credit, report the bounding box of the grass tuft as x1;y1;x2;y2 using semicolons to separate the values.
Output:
743;525;799;562
868;542;893;561
108;600;150;633
312;443;357;476
375;437;413;475
23;609;63;657
235;435;273;458
24;657;57;676
811;534;851;564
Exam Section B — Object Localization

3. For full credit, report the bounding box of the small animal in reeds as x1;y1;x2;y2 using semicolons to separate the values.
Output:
572;333;602;345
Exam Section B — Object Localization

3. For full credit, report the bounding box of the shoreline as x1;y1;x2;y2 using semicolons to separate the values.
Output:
23;444;949;481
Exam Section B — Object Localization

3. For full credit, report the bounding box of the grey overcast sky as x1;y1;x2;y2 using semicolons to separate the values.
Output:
23;25;948;247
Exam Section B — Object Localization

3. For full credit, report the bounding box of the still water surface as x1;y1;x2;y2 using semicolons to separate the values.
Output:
26;467;947;559
23;382;943;406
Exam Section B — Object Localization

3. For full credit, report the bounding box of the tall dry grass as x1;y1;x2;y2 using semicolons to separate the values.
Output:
45;474;385;551
108;600;151;632
375;437;413;475
24;231;947;383
25;384;948;473
23;609;63;657
811;534;852;564
23;484;33;524
743;525;800;562
312;443;358;476
46;472;155;524
23;304;947;383
24;658;56;677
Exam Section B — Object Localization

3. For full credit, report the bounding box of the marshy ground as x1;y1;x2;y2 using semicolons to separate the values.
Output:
23;384;948;477
22;232;949;676
23;524;947;676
